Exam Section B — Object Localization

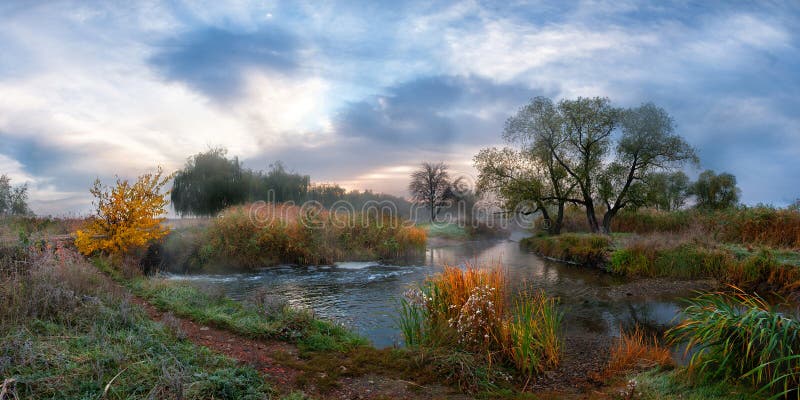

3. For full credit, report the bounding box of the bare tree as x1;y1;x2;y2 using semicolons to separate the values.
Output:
409;162;455;222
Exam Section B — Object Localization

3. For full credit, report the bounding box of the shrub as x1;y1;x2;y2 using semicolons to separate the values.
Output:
75;167;172;256
668;290;800;398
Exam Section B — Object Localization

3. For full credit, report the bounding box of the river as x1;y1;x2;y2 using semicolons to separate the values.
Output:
165;235;693;348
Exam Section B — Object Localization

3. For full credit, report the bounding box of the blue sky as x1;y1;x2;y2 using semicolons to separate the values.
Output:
0;1;798;214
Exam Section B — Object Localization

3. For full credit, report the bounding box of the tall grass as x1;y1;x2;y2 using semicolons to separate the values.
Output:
398;265;563;382
503;292;562;379
559;206;800;249
597;326;673;380
668;290;800;398
185;203;426;269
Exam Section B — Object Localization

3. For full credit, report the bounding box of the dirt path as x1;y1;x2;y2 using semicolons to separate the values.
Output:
127;296;471;399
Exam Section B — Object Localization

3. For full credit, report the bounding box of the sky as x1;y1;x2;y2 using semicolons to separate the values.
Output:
1;0;798;215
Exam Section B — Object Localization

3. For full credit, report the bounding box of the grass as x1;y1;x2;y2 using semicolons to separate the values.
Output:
0;242;271;399
122;271;368;353
398;265;563;386
171;203;427;270
668;290;800;399
560;206;800;249
418;221;469;239
597;326;673;381
630;368;763;400
520;233;612;267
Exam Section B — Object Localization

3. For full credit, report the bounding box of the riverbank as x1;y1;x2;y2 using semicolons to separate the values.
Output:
520;232;800;301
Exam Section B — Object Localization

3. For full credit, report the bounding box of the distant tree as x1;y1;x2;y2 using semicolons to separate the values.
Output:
75;167;172;256
644;171;690;211
789;199;800;212
253;161;310;203
171;148;249;216
409;162;456;222
689;170;740;210
0;174;30;216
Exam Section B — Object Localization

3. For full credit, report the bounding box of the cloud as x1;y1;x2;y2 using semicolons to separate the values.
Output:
149;26;301;99
0;0;798;212
334;75;540;146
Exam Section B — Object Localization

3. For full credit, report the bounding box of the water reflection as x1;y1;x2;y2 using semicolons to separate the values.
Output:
166;239;689;348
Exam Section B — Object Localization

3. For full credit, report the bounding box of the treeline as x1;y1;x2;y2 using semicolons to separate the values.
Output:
171;148;411;217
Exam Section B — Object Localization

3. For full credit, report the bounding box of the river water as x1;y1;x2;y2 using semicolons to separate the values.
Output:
165;235;691;348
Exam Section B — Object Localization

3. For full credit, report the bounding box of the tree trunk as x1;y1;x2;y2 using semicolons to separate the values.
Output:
552;201;564;235
601;208;617;234
585;198;601;233
539;205;552;234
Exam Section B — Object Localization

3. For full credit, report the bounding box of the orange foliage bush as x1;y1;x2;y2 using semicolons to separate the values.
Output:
75;167;171;256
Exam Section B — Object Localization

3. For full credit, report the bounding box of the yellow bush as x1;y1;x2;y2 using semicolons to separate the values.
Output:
75;167;172;255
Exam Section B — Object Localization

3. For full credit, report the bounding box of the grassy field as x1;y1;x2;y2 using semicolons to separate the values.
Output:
0;242;272;399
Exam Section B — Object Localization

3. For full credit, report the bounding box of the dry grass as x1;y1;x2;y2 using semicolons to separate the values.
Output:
596;326;673;380
199;203;427;268
400;265;563;384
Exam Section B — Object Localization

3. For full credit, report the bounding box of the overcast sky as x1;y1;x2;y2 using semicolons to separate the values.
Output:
1;1;798;215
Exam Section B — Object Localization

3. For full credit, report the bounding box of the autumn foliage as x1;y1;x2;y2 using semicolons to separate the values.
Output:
75;167;172;255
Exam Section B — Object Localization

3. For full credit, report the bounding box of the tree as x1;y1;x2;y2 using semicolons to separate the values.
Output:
506;96;697;233
596;103;698;231
171;148;249;216
0;174;30;216
409;162;456;222
474;147;572;234
644;171;690;211
75;167;172;255
689;170;740;210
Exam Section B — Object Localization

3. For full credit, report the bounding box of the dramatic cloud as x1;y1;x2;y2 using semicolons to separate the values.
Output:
149;26;301;98
0;0;798;213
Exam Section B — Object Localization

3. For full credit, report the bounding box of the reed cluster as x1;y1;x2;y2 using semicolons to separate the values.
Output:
399;265;562;382
668;290;800;399
597;326;673;380
192;203;426;268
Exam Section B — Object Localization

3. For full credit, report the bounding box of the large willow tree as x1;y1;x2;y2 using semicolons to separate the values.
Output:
485;96;698;234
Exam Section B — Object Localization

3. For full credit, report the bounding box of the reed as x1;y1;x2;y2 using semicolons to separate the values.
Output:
668;290;800;398
503;291;562;379
194;203;426;269
598;326;673;380
398;265;563;382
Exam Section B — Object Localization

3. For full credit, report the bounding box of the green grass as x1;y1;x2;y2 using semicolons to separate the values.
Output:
724;244;800;266
128;275;367;353
668;291;799;398
419;221;469;239
631;369;763;400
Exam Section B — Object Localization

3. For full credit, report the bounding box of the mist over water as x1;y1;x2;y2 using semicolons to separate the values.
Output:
166;238;689;348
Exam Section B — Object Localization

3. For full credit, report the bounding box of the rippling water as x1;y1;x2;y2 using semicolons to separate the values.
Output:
165;237;689;348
